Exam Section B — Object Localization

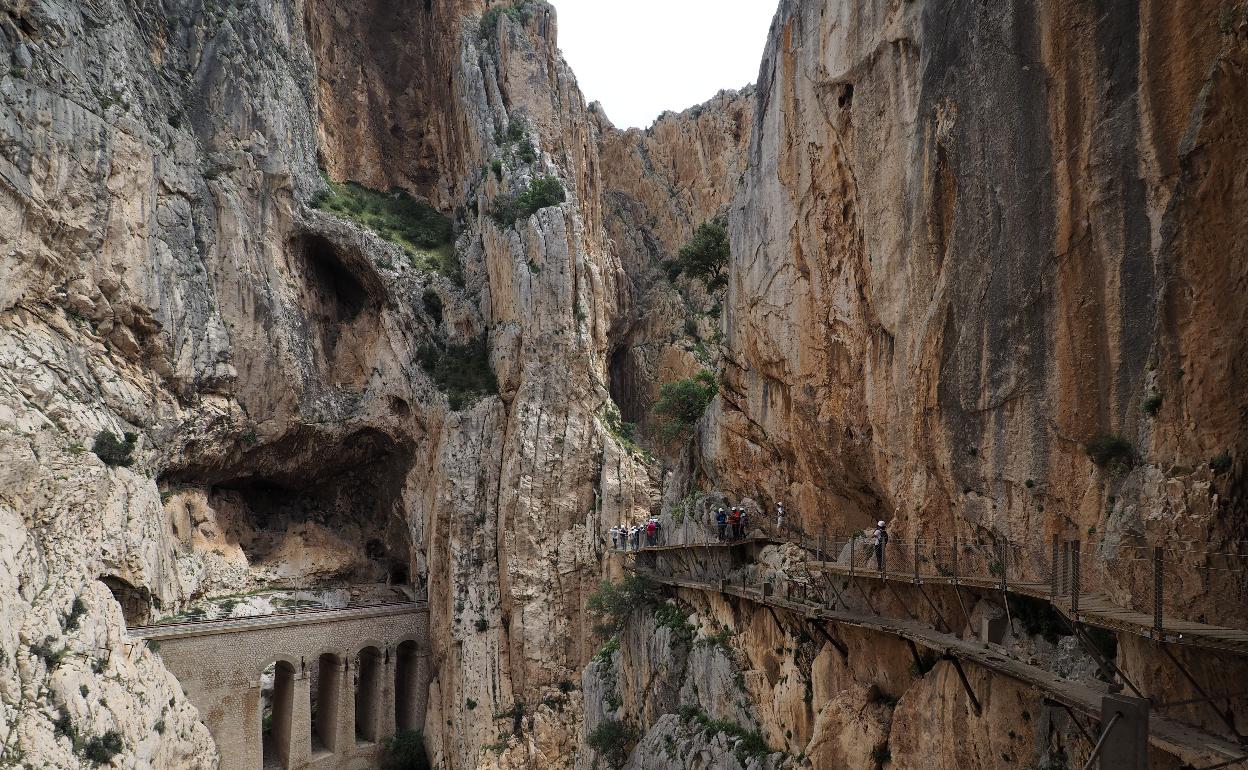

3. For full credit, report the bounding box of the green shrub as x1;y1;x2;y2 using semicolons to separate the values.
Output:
667;219;730;290
310;178;455;279
586;719;637;768
475;617;488;633
65;597;87;631
479;1;537;40
674;707;770;762
418;335;498;411
1086;434;1133;471
653;603;694;645
587;575;661;637
466;698;477;710
92;430;137;467
495;701;527;735
30;640;65;670
594;635;620;662
490;175;566;227
490;159;503;180
1210;451;1232;474
82;731;123;764
380;729;431;770
652;370;717;440
1141;391;1163;416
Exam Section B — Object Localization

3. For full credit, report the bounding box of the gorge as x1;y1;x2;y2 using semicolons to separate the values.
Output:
0;0;1246;769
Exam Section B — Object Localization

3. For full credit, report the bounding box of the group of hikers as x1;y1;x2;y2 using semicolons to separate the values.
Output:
607;498;892;570
609;518;663;550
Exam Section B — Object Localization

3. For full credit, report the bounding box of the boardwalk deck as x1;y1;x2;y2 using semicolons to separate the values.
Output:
637;569;1247;768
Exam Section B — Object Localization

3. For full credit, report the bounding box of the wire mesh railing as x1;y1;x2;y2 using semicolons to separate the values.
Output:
616;520;1248;638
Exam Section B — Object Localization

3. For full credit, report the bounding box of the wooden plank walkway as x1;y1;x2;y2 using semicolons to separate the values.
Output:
621;538;1248;655
635;569;1247;768
803;559;1248;655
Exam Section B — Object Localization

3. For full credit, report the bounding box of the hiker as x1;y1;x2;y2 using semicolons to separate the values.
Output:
715;507;727;541
632;524;641;550
872;520;889;572
728;507;742;541
646;518;658;547
775;503;785;536
609;526;618;550
740;507;750;538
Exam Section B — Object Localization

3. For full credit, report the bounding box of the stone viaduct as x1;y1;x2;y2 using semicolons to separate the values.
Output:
133;601;430;770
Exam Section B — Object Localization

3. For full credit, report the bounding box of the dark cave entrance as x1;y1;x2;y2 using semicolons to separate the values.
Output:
163;427;414;586
608;345;645;426
100;576;151;628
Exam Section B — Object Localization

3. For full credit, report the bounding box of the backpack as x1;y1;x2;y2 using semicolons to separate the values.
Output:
647;521;657;534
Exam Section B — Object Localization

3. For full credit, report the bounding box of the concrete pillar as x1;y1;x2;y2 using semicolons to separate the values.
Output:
378;650;397;740
238;687;263;770
288;671;312;768
340;658;357;751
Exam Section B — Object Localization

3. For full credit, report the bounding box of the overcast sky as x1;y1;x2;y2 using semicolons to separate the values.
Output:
550;0;778;129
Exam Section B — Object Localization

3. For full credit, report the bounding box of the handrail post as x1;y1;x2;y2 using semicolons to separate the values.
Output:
1153;546;1163;636
913;537;920;583
1072;540;1081;617
850;533;857;578
998;540;1007;592
952;536;959;582
1051;535;1059;599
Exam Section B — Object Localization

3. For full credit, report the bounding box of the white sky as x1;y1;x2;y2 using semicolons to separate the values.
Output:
550;0;778;129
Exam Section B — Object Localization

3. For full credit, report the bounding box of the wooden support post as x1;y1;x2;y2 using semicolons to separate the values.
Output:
943;655;982;716
1153;546;1163;636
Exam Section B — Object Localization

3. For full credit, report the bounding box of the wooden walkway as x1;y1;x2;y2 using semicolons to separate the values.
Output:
623;538;1248;655
634;568;1247;768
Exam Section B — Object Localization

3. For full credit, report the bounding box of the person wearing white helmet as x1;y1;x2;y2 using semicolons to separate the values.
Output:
872;520;889;572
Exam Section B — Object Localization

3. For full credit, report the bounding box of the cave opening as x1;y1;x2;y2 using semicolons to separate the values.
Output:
100;575;151;628
163;427;414;588
607;345;644;426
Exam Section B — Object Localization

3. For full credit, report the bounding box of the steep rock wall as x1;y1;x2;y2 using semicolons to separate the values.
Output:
701;0;1248;579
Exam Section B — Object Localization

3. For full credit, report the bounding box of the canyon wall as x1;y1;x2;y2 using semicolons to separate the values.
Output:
703;0;1248;561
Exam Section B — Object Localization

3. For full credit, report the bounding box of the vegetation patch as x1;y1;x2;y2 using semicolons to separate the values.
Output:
1210;451;1232;474
479;1;538;40
490;175;565;227
652;370;717;440
586;719;637;768
310;177;458;283
381;729;431;770
675;706;771;762
653;603;695;646
1141;390;1163;416
417;335;498;411
92;430;137;467
81;732;123;765
1085;434;1133;473
664;219;730;290
587;575;661;637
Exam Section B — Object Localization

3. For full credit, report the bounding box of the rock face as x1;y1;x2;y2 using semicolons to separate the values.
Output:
704;0;1248;564
2;0;1245;768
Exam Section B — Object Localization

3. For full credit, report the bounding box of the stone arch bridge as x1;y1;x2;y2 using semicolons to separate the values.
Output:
133;601;430;770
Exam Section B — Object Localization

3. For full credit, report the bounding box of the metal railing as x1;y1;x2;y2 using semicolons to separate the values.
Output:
614;519;1248;639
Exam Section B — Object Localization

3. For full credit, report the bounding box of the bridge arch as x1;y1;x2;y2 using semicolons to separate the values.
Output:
312;652;343;755
261;659;297;769
394;639;421;731
353;646;383;744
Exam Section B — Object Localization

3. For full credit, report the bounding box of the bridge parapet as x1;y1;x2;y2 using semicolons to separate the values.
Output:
139;601;429;769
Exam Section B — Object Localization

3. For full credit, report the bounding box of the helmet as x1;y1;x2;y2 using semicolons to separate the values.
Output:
877;521;885;527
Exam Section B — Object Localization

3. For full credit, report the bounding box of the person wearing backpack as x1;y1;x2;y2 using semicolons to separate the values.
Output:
715;508;727;541
645;518;657;546
775;503;786;537
728;507;742;540
872;520;889;572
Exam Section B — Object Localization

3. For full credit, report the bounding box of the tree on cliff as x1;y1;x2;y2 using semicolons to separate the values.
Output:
652;370;717;440
667;219;730;290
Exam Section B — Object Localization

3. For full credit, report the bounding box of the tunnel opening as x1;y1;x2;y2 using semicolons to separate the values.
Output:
394;640;420;732
311;653;341;755
354;647;382;743
100;575;151;628
389;565;409;586
261;660;296;769
161;427;415;589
